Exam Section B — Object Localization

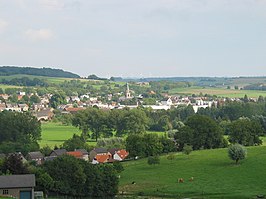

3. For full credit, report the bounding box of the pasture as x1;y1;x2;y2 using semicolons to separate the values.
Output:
119;146;266;198
39;122;82;147
169;86;266;98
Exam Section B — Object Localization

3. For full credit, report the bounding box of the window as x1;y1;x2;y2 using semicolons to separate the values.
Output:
3;190;8;195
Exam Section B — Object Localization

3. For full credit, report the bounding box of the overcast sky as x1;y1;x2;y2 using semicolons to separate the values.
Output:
0;0;266;77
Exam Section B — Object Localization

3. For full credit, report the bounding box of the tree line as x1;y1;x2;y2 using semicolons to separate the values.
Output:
0;154;119;198
0;66;80;78
0;77;48;87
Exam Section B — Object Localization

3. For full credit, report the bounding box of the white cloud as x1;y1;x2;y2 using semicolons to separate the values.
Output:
24;28;55;41
0;19;8;33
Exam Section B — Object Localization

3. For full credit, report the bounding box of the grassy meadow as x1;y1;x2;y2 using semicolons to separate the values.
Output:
39;122;83;147
119;146;266;198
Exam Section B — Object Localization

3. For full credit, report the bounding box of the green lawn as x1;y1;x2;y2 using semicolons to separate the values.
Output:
39;122;83;147
119;146;266;198
169;86;266;98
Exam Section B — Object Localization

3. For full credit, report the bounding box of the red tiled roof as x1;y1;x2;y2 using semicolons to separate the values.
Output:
65;107;85;112
67;151;83;158
94;154;111;163
116;149;129;160
17;95;23;100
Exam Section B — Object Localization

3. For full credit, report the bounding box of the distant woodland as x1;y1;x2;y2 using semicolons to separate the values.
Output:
0;66;80;78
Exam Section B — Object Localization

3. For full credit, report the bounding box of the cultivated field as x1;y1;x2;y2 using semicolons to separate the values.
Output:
169;86;266;98
119;145;266;198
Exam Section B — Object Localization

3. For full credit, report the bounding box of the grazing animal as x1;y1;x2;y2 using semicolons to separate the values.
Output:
132;181;136;184
178;178;184;183
189;177;194;182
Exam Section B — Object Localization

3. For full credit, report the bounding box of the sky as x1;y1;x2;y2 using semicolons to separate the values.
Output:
0;0;266;78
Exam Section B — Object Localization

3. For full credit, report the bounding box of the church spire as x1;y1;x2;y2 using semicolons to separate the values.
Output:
125;83;131;98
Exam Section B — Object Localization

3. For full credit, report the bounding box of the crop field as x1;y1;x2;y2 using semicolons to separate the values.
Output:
119;146;266;198
169;86;266;98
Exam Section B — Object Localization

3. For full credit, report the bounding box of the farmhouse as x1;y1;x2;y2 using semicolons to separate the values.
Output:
27;151;44;165
49;149;67;157
161;97;172;106
0;174;35;199
89;148;109;161
67;151;83;159
35;108;54;121
75;149;89;161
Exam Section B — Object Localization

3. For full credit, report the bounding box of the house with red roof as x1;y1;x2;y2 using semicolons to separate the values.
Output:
67;151;83;159
92;153;113;164
113;149;129;161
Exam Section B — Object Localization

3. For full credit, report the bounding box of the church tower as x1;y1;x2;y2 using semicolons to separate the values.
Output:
125;83;131;99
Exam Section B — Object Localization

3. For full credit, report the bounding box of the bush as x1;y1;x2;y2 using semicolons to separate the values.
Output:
113;161;124;173
167;154;176;160
228;144;247;164
183;144;193;155
147;156;160;165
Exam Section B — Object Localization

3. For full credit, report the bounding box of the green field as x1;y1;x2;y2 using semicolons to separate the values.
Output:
0;83;21;90
119;146;266;198
169;86;266;98
39;122;83;147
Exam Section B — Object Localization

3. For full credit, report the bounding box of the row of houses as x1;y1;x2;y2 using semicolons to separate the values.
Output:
0;148;129;166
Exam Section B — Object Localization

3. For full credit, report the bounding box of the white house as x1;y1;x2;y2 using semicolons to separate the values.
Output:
161;98;172;106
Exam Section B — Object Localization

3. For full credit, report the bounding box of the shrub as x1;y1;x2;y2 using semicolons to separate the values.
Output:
183;144;193;155
147;156;160;165
228;144;247;164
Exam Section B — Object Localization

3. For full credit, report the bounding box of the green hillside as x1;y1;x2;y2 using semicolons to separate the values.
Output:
119;146;266;198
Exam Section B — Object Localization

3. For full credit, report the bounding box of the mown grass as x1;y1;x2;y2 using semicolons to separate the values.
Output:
119;146;266;198
169;86;266;98
39;122;83;147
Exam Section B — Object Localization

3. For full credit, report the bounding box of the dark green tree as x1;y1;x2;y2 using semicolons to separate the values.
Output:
30;94;41;103
2;153;29;174
228;118;263;146
50;92;66;109
62;134;88;151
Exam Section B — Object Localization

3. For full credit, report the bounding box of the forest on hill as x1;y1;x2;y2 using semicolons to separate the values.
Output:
0;66;80;78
